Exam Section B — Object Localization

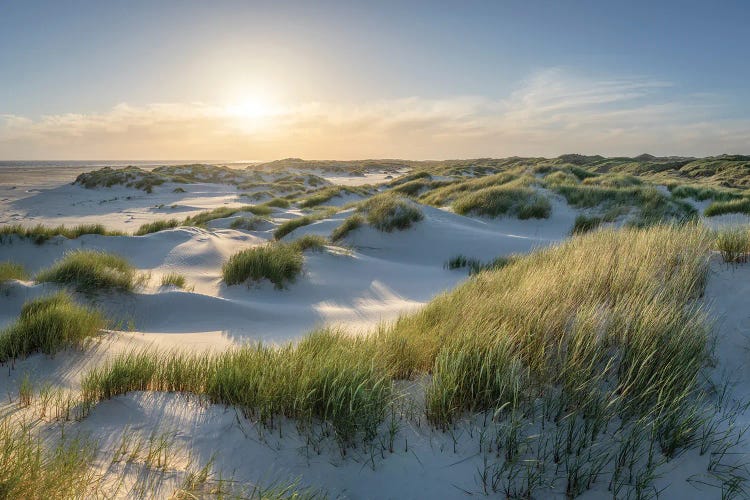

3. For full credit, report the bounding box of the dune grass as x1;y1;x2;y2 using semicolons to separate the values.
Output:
452;185;552;219
0;261;27;282
704;197;750;217
330;214;364;241
78;224;714;491
385;224;711;436
160;272;188;289
222;243;304;288
0;223;125;245
0;419;99;498
81;330;390;447
444;255;513;275
357;193;423;231
183;205;272;227
290;234;327;252
668;184;741;202
135;218;180;235
264;197;291;208
229;216;267;231
571;214;603;235
273;208;338;240
0;292;105;363
715;226;750;263
419;172;522;206
35;250;140;293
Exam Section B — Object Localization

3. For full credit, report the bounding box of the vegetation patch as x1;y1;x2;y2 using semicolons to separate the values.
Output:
452;185;552;219
357;193;423;231
704;197;750;217
0;292;105;363
571;214;603;235
330;214;364;242
0;261;28;282
222;243;304;288
668;184;741;202
135;219;180;235
0;223;124;245
160;273;188;289
0;419;99;497
715;226;750;263
81;329;390;447
35;250;141;293
444;255;513;275
183;205;271;227
229;216;267;231
273;208;338;240
290;234;327;252
263;197;291;208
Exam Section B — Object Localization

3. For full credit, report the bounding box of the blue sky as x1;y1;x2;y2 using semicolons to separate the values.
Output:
1;0;749;159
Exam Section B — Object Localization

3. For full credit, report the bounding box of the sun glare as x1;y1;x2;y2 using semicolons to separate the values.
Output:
225;96;277;120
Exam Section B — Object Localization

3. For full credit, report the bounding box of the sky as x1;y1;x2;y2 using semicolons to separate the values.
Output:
1;0;749;160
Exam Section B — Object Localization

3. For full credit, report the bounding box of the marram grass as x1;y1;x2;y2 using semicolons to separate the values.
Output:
35;249;141;293
223;242;304;288
81;224;714;475
0;292;105;363
0;261;28;282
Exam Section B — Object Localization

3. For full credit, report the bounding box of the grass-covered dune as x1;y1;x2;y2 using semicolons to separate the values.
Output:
79;224;719;496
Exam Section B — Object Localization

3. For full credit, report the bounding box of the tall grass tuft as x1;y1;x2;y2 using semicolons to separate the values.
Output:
330;214;364;241
0;223;124;244
571;214;603;235
222;243;304;288
715;226;750;263
81;329;391;447
382;224;712;431
358;193;423;231
704;198;750;217
160;272;188;289
0;419;100;497
135;219;179;235
452;184;551;219
35;249;140;293
291;234;327;252
0;292;105;363
0;261;28;282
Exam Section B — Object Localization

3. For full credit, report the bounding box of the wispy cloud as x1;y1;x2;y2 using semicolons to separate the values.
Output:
2;68;748;159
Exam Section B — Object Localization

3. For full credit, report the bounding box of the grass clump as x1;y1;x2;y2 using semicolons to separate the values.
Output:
715;226;750;263
183;205;271;227
0;292;105;363
160;273;188;289
35;250;140;293
668;183;741;202
330;214;364;241
704;197;750;217
358;193;423;232
0;419;99;497
444;255;513;275
81;329;390;447
571;214;603;235
229;216;267;231
134;219;179;235
452;185;551;219
222;243;303;288
291;234;327;252
0;223;124;245
0;261;27;282
385;224;711;433
263;197;291;208
273;208;338;240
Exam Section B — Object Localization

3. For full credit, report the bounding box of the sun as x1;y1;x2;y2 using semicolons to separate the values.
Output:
224;96;277;120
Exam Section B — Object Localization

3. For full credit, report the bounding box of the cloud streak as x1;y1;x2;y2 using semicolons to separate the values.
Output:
2;69;748;159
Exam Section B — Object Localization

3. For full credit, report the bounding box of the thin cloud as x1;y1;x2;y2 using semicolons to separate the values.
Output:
1;69;748;159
